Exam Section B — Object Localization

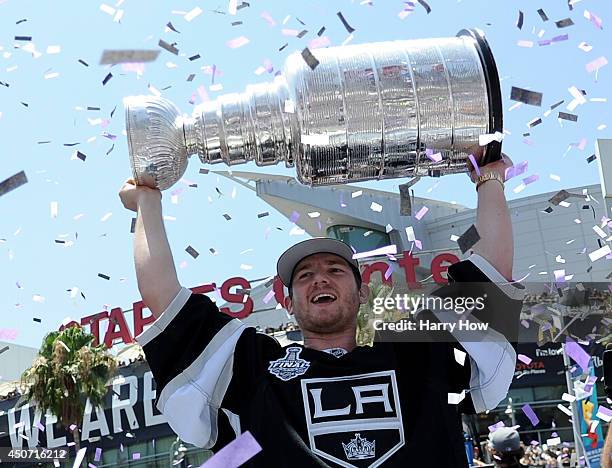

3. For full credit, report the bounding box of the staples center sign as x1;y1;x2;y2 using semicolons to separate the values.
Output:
62;251;459;348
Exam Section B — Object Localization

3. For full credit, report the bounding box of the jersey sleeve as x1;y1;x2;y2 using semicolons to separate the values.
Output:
135;287;277;449
431;253;525;414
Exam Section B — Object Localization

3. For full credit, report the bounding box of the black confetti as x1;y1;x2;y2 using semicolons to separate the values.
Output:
33;318;42;323
301;47;320;70
21;102;29;107
102;72;113;85
257;212;270;218
110;105;117;118
223;213;232;221
0;171;28;197
587;154;597;163
543;207;553;213
78;59;89;67
567;0;573;11
558;112;578;122
517;10;524;29
14;35;32;41
297;30;308;39
209;248;217;255
87;106;100;111
130;218;136;233
336;11;355;33
237;2;249;10
296;17;306;26
76;151;87;161
457;225;481;254
528;118;542;128
37;141;51;144
555;18;574;28
98;273;110;280
417;0;432;13
199;168;209;174
317;27;326;36
185;246;200;258
188;54;201;61
54;240;65;244
231;21;243;26
510;86;543;106
279;43;289;52
0;346;9;355
15;19;27;25
550;100;564;110
106;144;115;155
158;39;179;55
63;142;80;146
0;80;9;87
399;184;412;216
549;190;571;205
537;9;549;21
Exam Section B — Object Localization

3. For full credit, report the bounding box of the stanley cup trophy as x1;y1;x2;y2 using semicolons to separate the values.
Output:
124;29;502;190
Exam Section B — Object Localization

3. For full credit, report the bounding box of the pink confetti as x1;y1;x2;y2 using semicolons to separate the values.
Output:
522;174;539;185
505;160;528;180
36;421;45;431
263;59;274;73
488;421;505;433
414;206;429;221
384;263;394;280
426;149;442;163
133;453;140;460
522;404;540;426
290;211;300;223
586;56;608;73
570;137;588;150
95;447;103;462
308;36;331;49
585;10;603;30
226;36;250;49
518;354;532;364
551;34;568;43
201;431;262;468
260;11;276;27
197;85;209;102
414;239;422;250
281;28;300;37
565;338;590;374
262;289;275;304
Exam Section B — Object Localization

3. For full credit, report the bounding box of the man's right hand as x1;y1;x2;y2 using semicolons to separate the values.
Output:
119;178;161;212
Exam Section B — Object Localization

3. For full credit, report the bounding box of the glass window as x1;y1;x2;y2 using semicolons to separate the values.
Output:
327;225;390;254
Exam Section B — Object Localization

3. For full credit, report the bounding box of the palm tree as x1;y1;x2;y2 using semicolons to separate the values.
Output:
20;325;117;463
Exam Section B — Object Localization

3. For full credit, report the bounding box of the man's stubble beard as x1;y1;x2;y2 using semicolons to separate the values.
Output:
294;294;360;335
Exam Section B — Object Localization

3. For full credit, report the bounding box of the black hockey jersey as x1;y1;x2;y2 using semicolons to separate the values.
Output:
137;254;524;467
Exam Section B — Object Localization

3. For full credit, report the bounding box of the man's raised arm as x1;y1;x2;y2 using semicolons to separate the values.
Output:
119;179;181;318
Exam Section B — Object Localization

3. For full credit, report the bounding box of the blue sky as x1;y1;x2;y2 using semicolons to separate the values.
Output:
0;0;610;350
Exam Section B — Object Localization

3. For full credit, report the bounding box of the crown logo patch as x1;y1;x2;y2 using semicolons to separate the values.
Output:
342;433;376;460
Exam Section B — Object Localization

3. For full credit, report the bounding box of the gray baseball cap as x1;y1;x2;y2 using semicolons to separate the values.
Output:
489;427;521;452
277;238;360;287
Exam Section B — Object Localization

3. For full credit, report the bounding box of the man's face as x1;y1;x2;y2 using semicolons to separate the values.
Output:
284;252;369;335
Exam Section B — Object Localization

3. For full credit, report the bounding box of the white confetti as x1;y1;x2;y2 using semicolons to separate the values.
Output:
50;201;58;218
562;393;576;403
549;174;561;181
370;202;383;212
453;348;466;366
448;390;466;405
240;264;253;270
184;6;203;22
593;225;607;238
46;45;61;54
588;245;611;262
406;226;416;241
100;212;112;222
351;190;362;198
307;211;320;218
99;3;116;15
557;404;573;417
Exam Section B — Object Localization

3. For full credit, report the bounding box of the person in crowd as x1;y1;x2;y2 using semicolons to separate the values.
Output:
120;154;524;466
488;428;526;467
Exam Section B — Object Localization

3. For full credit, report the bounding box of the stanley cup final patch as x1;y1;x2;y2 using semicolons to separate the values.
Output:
268;346;311;381
300;370;405;468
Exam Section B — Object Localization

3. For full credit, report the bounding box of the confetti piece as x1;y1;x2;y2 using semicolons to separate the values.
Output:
555;18;574;28
223;213;232;221
184;6;203;21
0;346;9;355
73;448;87;468
488;421;505;433
516;10;524;29
100;212;112;222
0;171;27;197
467;154;481;177
510;87;543;106
596;406;612;423
417;0;432;14
226;36;250;49
262;289;275;304
522;404;540;426
370;202;383;212
290;211;300;223
561;393;576;403
586;56;608;74
587;154;597;163
186;246;199;258
457;224;480;254
158;39;179;55
537;9;549;21
448;390;465;405
102;73;113;85
454;348;466;366
517;40;534;48
518;354;532;364
99;50;160;65
201;431;262;468
260;11;276;26
301;48;320;70
565;338;590;373
578;42;593;52
558;112;578;122
584;10;603;30
336;12;355;33
98;273;110;280
414;206;429;221
352;244;397;260
588;244;611;262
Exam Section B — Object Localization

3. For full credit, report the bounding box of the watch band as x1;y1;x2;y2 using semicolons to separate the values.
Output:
475;171;505;191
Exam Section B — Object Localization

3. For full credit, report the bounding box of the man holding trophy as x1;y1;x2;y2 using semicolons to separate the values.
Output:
120;29;525;467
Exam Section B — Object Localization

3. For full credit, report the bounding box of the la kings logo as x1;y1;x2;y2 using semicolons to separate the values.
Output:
301;370;404;468
268;346;310;381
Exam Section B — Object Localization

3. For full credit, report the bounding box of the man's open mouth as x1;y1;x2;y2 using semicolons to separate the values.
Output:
310;293;337;304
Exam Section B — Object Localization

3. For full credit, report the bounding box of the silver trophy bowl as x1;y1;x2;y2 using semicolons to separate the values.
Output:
125;29;502;190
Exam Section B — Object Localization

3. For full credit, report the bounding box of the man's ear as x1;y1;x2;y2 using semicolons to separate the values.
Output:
284;295;294;315
358;283;370;305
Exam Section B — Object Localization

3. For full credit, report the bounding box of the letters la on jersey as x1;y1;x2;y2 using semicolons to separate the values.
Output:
300;370;404;468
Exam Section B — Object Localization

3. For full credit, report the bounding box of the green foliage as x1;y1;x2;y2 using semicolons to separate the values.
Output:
356;281;394;347
20;326;117;429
